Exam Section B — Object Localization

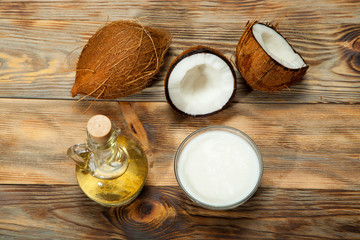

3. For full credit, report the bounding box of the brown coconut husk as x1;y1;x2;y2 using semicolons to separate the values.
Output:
236;21;308;92
71;20;172;99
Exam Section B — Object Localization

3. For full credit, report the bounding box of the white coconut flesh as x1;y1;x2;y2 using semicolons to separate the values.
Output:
167;53;235;116
252;23;306;69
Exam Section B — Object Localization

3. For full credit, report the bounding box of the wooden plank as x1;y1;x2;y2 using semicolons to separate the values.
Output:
0;185;359;239
0;99;359;190
0;0;359;103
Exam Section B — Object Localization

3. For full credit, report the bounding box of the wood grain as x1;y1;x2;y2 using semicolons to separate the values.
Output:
0;0;359;103
0;98;359;190
0;185;359;239
0;0;359;239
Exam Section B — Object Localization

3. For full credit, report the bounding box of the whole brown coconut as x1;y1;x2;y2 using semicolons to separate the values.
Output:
71;20;172;99
236;21;308;92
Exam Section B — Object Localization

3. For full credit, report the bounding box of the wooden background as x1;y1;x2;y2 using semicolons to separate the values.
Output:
0;0;359;239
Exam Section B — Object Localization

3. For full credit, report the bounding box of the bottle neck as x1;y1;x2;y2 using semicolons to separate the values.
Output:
86;127;128;179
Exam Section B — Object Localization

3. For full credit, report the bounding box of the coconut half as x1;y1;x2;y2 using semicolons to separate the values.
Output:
236;21;309;92
165;46;236;117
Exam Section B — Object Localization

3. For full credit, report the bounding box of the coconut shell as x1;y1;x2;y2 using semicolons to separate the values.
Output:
236;21;308;92
165;46;237;117
71;20;172;99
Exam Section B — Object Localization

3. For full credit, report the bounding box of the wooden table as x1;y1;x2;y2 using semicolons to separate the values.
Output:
1;0;359;239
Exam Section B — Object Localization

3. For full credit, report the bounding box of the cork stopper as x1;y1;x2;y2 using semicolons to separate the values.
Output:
87;115;112;144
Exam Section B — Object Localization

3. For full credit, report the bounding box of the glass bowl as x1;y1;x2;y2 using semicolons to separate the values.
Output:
174;126;263;210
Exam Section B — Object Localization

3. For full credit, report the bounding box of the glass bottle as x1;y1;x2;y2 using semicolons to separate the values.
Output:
67;115;148;207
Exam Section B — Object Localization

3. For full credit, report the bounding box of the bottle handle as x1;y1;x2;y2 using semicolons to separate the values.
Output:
67;143;91;168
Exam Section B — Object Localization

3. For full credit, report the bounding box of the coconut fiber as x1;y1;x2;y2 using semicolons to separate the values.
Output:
71;20;172;99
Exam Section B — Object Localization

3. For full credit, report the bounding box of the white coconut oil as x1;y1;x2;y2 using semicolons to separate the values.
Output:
176;127;262;208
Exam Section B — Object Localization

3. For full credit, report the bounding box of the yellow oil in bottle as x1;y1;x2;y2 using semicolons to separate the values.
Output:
75;135;148;207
